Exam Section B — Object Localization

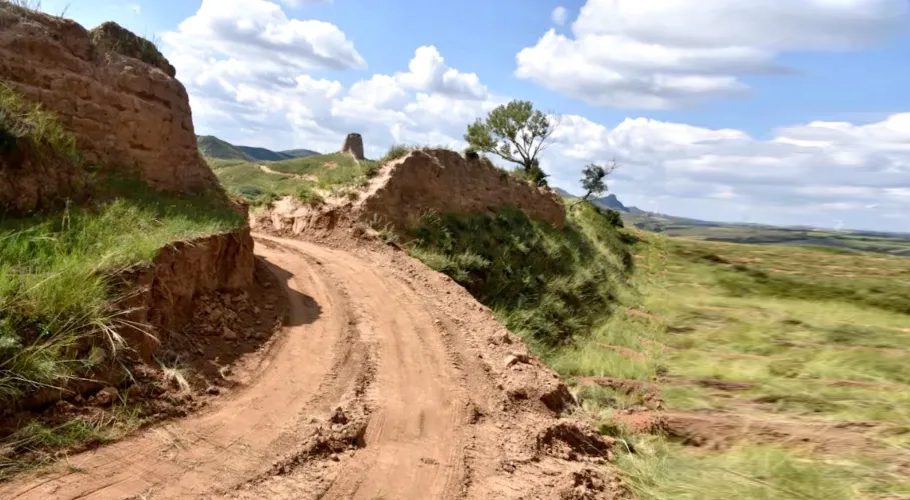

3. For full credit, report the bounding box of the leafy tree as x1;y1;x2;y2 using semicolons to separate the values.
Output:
579;161;616;201
465;100;555;186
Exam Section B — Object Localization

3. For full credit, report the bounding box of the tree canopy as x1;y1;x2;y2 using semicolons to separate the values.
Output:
465;100;554;186
580;161;616;201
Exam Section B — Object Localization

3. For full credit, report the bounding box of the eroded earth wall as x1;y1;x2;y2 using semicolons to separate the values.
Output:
360;148;566;229
121;228;256;359
0;4;215;196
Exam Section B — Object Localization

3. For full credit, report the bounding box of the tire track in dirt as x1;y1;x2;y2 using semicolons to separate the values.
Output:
233;236;470;499
0;240;355;499
299;239;469;499
1;234;616;499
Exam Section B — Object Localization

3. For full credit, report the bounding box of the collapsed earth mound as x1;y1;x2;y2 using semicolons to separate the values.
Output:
361;148;565;229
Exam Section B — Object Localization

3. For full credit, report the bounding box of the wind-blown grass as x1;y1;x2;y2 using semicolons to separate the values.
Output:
616;438;901;500
0;176;243;405
561;231;910;498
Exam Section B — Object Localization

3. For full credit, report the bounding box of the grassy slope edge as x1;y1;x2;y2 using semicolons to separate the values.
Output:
406;202;633;351
400;188;910;498
0;85;242;411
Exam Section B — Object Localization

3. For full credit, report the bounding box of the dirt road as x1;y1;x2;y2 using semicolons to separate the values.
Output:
0;235;613;499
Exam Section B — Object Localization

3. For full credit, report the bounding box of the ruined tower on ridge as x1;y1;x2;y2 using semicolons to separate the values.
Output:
341;133;365;160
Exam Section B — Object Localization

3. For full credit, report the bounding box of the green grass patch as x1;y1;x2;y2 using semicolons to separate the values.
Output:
406;202;631;347
0;82;79;167
616;437;909;499
0;175;243;405
208;153;378;206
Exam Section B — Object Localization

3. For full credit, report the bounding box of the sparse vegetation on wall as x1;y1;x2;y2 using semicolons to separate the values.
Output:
380;144;414;164
0;83;79;166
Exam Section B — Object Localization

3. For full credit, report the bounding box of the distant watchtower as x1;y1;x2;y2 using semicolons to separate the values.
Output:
341;133;365;160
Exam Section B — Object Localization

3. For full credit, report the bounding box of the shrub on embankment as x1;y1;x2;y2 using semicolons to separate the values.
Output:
407;202;633;348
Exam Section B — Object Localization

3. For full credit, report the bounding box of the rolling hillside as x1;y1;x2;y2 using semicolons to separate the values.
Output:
197;135;320;162
557;190;910;257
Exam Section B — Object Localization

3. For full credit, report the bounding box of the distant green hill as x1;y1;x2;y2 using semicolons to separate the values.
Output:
197;135;321;162
236;146;287;162
280;148;320;159
198;135;248;161
623;210;910;257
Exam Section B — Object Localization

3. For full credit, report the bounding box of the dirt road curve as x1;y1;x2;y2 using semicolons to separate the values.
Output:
0;235;613;499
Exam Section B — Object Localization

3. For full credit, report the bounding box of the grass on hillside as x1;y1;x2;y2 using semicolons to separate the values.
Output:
406;202;632;347
2;82;244;405
0;175;243;405
556;231;910;498
209;153;378;206
0;82;79;166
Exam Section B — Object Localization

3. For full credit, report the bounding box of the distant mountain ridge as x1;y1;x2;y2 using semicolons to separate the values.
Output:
198;135;320;162
552;188;646;214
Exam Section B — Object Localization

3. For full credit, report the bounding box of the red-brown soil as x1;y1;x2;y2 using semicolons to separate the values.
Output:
0;233;619;499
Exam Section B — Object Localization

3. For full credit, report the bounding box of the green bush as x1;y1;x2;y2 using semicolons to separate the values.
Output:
407;203;631;347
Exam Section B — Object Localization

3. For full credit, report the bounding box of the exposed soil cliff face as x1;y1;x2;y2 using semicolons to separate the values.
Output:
0;4;215;201
120;227;255;360
254;148;567;236
360;148;565;229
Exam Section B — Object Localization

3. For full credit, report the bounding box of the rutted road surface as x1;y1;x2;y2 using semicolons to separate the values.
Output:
0;234;614;499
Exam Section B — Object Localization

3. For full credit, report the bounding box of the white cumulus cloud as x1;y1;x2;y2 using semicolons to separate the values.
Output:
517;0;909;109
163;0;364;73
163;2;499;156
542;113;910;231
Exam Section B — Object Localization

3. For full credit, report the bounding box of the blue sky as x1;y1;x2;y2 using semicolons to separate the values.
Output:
41;0;910;232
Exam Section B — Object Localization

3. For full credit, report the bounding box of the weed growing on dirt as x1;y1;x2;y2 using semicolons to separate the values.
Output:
0;82;79;164
380;144;414;164
0;175;243;405
407;202;632;347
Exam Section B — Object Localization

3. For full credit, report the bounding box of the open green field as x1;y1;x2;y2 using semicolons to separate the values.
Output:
208;153;377;206
624;212;910;257
552;229;910;499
